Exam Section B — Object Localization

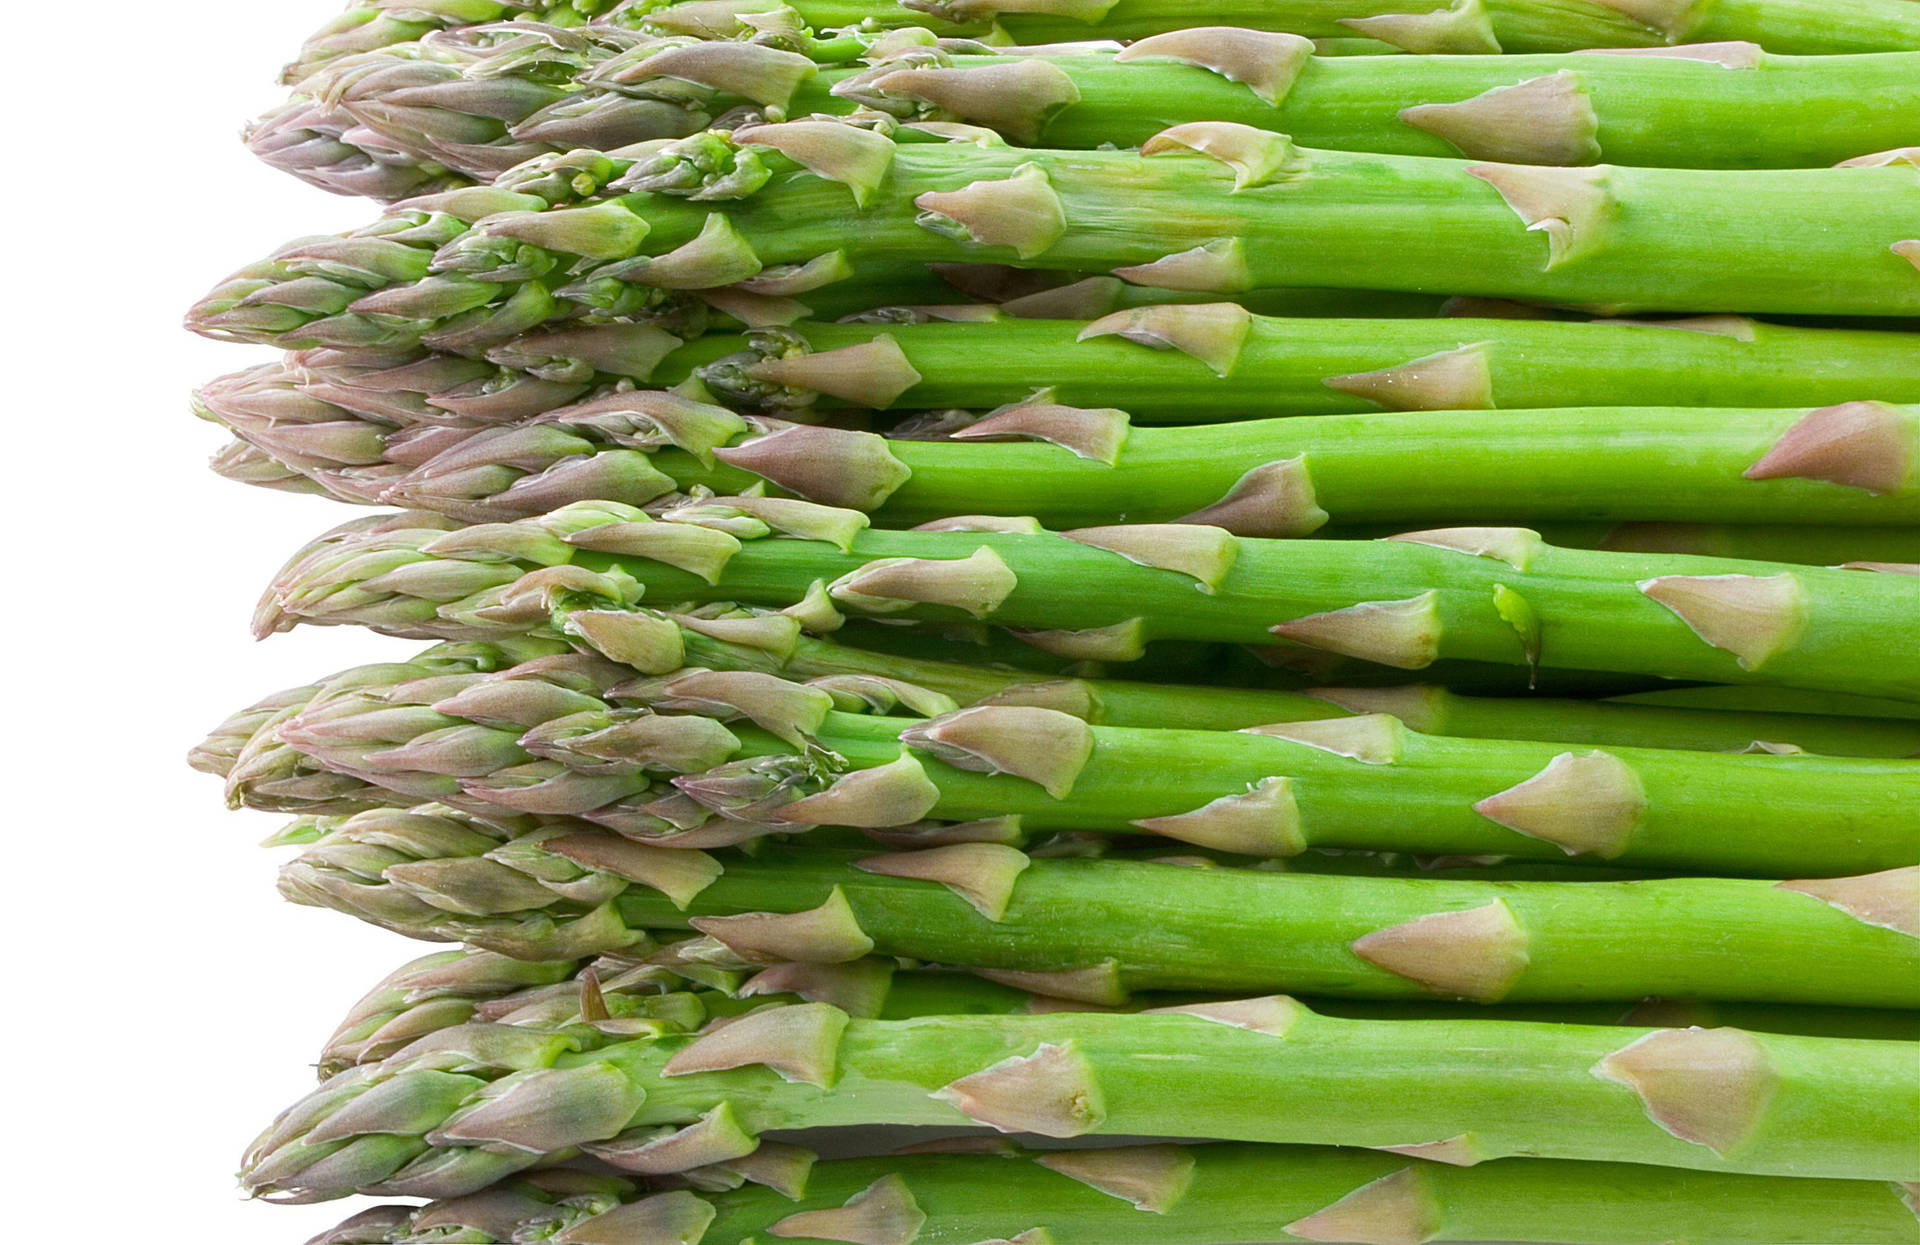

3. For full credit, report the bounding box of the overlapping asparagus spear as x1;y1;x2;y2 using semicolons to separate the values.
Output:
198;634;1920;863
200;366;1920;532
276;801;1920;1004
260;26;1920;198
324;945;1920;1085
189;123;1920;339
236;632;1920;873
309;1144;1920;1245
291;0;1920;80
202;309;1920;421
257;501;1920;698
243;991;1920;1199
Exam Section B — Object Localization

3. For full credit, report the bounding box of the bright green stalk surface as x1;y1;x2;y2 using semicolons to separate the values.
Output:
241;1001;1920;1201
907;48;1920;168
616;848;1920;1007
661;316;1920;417
315;1144;1920;1245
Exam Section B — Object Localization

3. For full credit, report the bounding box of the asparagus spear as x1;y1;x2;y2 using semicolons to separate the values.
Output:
320;951;1920;1111
319;941;1051;1075
543;598;1920;753
258;500;1920;698
255;631;1920;873
204;305;1920;425
312;1144;1920;1245
243;993;1920;1198
324;944;1920;1082
285;799;1920;1004
295;0;1920;62
200;410;1920;574
264;29;1920;196
187;124;1920;343
203;367;1920;530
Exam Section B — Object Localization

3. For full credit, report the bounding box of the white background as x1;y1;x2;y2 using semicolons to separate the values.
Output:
11;3;447;1238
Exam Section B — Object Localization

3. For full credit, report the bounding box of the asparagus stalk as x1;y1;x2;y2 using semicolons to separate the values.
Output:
244;994;1920;1199
258;500;1920;699
255;629;1920;873
205;304;1920;425
324;944;1920;1082
200;411;1920;575
263;30;1920;197
313;1144;1920;1245
188;125;1920;344
543;598;1920;753
296;0;1920;63
283;798;1920;1005
202;367;1920;530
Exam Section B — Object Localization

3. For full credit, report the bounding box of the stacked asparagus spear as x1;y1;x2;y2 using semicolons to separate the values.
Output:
189;3;1919;1241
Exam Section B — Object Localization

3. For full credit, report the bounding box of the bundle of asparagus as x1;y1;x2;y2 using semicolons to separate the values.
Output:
182;5;1920;1242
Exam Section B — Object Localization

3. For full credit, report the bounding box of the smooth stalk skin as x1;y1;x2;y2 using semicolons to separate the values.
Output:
1616;686;1920;721
278;802;1920;1008
187;126;1920;345
320;947;1920;1083
200;310;1920;422
298;0;1920;57
243;999;1920;1200
258;502;1920;699
259;637;1920;874
314;1145;1920;1245
259;31;1920;195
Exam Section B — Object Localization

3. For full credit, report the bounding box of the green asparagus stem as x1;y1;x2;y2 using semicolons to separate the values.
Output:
205;304;1920;425
542;598;1920;753
258;501;1920;699
188;125;1920;346
255;629;1920;873
312;1144;1920;1245
323;944;1920;1083
297;0;1920;64
202;363;1920;530
279;800;1920;1006
243;994;1920;1199
287;0;613;84
260;28;1920;197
